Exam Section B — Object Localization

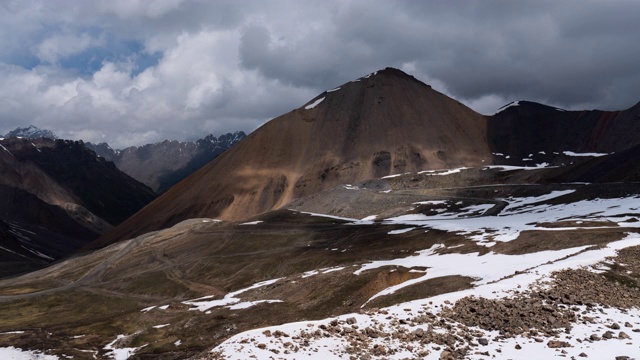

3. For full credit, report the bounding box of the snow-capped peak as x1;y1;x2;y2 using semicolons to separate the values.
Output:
3;125;57;139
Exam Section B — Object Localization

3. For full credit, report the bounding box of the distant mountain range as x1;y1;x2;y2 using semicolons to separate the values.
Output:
86;132;246;193
2;125;246;193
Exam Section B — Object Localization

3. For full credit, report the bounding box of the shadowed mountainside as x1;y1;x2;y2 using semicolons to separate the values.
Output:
487;100;640;166
0;138;156;276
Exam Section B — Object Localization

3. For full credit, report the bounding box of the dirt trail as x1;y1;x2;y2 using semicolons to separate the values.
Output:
0;231;158;302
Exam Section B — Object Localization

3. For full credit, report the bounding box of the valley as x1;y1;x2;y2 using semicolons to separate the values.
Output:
1;165;640;359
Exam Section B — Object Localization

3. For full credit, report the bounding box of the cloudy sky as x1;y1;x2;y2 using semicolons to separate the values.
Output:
1;1;640;148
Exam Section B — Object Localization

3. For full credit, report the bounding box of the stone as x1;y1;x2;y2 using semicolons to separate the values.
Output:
547;340;571;348
346;317;357;325
478;338;489;346
602;331;614;339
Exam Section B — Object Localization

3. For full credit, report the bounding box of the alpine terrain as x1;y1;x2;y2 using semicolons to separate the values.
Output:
86;132;246;193
1;68;640;360
3;125;58;140
0;137;156;277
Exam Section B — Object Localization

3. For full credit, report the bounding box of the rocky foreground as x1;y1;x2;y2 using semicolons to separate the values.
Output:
210;245;640;360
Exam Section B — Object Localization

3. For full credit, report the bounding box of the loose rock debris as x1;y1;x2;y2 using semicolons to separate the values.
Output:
209;247;640;359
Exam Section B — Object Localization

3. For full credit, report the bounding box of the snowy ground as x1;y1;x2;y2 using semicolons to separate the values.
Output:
0;347;58;359
212;191;640;359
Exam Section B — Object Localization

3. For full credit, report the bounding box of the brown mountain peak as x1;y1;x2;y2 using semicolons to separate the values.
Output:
93;69;491;247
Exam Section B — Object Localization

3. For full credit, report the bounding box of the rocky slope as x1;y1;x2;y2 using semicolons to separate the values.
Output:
0;137;156;277
87;132;245;193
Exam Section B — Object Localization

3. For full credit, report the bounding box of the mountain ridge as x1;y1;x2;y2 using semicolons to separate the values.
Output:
0;137;156;276
487;99;640;166
86;131;246;192
2;125;57;140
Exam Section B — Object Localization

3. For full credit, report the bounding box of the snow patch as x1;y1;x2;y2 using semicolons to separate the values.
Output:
488;101;520;115
381;172;409;179
413;200;447;206
104;334;145;360
183;278;282;312
240;221;263;225
228;300;283;310
297;211;357;222
482;165;556;171
0;347;58;359
0;144;14;157
304;97;325;110
563;151;610;157
388;227;416;235
418;167;468;176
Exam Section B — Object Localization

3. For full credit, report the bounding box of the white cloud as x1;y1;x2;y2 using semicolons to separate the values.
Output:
97;0;187;19
35;33;103;64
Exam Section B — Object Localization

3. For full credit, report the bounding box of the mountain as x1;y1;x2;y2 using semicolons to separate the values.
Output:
3;125;57;139
86;132;245;192
487;100;640;166
0;137;156;277
93;68;493;246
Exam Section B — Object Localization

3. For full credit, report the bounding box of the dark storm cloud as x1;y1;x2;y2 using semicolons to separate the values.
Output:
1;1;640;147
238;0;640;112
